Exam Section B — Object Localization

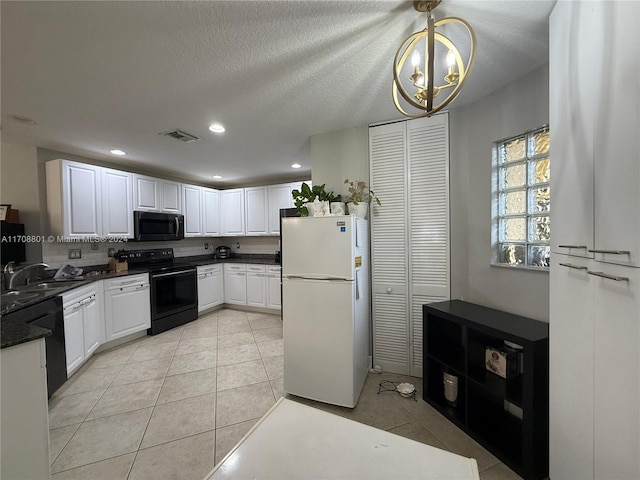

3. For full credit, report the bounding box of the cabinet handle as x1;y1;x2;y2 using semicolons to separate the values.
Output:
559;263;588;271
588;249;631;255
558;245;588;249
587;271;630;282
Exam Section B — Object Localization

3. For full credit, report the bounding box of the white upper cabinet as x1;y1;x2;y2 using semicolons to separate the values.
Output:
46;159;103;238
133;174;182;214
268;183;299;235
245;186;269;236
182;184;203;237
101;168;134;239
221;188;245;236
202;188;220;236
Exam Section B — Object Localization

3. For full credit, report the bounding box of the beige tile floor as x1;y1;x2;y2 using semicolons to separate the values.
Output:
48;308;522;480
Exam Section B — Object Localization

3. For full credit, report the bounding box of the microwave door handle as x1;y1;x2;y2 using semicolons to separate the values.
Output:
175;217;180;238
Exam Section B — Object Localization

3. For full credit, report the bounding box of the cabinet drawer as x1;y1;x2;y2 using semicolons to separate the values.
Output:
61;283;99;306
103;274;149;290
246;265;266;273
197;264;221;275
224;263;247;273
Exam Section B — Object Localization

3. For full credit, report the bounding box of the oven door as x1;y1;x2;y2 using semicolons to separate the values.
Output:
151;269;197;320
134;211;184;241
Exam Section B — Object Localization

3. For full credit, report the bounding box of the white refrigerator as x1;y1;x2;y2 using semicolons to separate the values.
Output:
281;215;370;408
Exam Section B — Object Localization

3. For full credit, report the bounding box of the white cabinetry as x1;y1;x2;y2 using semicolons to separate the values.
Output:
369;114;450;377
1;338;50;480
549;2;640;479
268;182;301;235
62;283;104;375
246;265;267;307
224;264;247;305
102;167;134;238
104;274;151;342
202;187;221;236
133;174;182;213
221;189;246;236
46;160;102;239
182;184;203;237
245;187;269;236
197;264;223;312
266;266;282;309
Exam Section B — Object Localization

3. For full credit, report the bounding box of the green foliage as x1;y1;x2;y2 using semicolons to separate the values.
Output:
291;183;341;216
344;179;381;206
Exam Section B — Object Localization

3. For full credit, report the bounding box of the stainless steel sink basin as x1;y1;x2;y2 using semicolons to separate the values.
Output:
21;280;86;291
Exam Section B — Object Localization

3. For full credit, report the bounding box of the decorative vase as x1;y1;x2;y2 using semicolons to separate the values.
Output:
312;199;330;217
347;202;368;219
304;202;315;217
330;202;346;215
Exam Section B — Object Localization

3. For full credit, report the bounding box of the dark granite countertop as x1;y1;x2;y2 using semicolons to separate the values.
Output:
1;254;280;347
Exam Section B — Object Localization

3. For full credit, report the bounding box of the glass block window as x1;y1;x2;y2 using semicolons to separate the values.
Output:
495;126;550;268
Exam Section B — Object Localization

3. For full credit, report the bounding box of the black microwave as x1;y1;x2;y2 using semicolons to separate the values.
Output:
134;211;184;241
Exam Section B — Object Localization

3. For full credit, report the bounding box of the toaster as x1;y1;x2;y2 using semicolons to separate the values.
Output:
215;245;231;259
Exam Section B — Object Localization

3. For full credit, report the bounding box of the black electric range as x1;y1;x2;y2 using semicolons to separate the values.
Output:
117;248;198;335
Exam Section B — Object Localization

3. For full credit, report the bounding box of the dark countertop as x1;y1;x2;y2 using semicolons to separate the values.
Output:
1;253;280;347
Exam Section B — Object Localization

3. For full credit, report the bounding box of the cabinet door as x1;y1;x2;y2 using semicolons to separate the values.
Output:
370;121;409;375
82;295;102;358
268;184;294;235
161;180;182;214
593;1;640;267
549;1;596;258
105;285;151;341
221;189;245;236
267;273;282;309
593;263;640;479
182;184;203;237
246;266;267;307
245;187;268;236
133;174;160;212
224;272;247;305
102;168;134;239
202;188;220;236
63;305;85;375
549;255;594;480
64;162;102;238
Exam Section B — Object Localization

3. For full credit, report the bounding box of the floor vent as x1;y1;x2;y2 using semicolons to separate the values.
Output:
161;129;200;143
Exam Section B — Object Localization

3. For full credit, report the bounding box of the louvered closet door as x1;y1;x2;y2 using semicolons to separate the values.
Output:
370;122;409;374
407;114;450;377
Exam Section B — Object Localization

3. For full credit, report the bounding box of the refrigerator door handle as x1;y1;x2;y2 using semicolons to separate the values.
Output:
285;275;351;282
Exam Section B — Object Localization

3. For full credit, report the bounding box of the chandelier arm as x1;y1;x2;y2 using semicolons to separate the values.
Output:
393;33;431;111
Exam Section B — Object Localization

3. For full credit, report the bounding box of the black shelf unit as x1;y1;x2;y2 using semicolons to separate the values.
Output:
423;300;549;480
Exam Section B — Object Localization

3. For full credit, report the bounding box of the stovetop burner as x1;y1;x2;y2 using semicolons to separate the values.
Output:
116;248;195;274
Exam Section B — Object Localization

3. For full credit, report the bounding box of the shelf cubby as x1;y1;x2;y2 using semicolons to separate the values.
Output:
423;300;549;480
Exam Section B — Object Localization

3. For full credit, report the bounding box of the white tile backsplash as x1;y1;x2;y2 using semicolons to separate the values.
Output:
41;236;280;268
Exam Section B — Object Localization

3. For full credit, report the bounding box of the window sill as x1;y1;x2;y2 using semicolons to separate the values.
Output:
490;263;549;273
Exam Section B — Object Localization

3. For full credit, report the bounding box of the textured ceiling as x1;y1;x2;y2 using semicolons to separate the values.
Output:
1;1;555;187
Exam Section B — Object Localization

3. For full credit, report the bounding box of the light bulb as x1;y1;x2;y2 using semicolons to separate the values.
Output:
447;50;456;67
411;50;421;67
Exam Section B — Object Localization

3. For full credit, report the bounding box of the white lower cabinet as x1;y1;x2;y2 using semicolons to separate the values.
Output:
246;265;267;307
198;264;223;312
224;264;247;305
104;274;151;342
62;283;104;375
266;266;281;309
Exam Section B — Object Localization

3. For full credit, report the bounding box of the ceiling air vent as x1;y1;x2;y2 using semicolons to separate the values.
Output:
161;129;200;143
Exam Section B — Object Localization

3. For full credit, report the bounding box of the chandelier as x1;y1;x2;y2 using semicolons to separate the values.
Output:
392;0;476;118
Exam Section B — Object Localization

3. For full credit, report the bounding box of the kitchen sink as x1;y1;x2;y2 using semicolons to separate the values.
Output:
21;280;86;291
1;290;42;300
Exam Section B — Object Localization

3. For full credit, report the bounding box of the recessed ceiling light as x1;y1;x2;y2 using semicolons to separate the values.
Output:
110;149;127;156
291;163;302;169
212;175;223;179
209;123;225;133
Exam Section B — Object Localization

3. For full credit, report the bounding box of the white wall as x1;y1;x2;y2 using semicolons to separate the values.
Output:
449;63;550;321
310;125;369;199
0;141;43;263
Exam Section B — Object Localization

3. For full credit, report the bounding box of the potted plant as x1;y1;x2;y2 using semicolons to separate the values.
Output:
344;179;381;219
292;183;340;216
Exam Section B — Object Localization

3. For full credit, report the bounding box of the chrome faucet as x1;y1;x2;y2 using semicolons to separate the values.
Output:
5;262;51;289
